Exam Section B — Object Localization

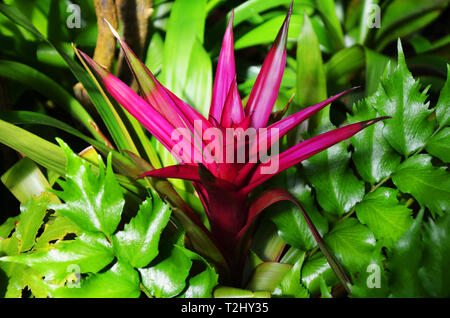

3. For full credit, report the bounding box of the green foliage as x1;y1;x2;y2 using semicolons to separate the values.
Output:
0;142;217;298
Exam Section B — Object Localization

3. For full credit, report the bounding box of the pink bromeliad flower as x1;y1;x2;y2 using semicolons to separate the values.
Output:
78;4;387;287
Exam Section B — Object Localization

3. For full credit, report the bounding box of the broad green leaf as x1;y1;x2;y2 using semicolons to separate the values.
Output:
349;99;401;184
295;14;327;132
436;64;450;127
0;217;17;239
349;244;389;298
313;0;344;51
300;253;337;296
113;193;171;268
251;218;285;262
325;45;365;87
51;261;140;298
374;0;447;51
235;14;304;50
0;233;114;283
372;41;434;156
1;157;53;203
392;154;450;216
16;194;50;252
51;140;124;236
34;215;80;251
145;31;164;74
364;49;392;96
418;213;450;297
324;218;377;273
387;209;426;297
139;244;192;298
162;0;206;98
303;141;365;215
177;246;218;298
246;262;292;292
355;188;413;249
184;39;212;116
270;169;328;251
425;127;450;163
272;252;309;298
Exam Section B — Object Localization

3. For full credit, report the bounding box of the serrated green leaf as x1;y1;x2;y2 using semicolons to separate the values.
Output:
16;194;51;252
303;141;365;215
372;41;435;156
139;244;192;298
300;253;337;296
272;251;309;298
355;188;413;249
271;169;328;250
324;218;377;273
113;193;171;268
51;261;140;298
34;215;80;251
436;64;450;127
425;127;450;163
51;140;124;236
0;233;114;283
0;217;17;239
349;99;401;184
387;209;426;297
418;213;450;297
392;154;450;216
177;246;218;298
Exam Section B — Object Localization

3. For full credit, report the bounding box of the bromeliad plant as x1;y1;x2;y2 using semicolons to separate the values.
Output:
77;4;386;287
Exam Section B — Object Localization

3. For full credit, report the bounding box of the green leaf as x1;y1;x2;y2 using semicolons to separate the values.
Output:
349;99;401;184
425;127;450;163
435;64;450;127
387;209;426;297
303;141;365;215
246;262;292;292
1;157;53;204
177;246;218;298
0;60;98;139
272;251;309;298
325;45;365;87
139;244;192;298
392;154;450;216
213;286;270;298
270;169;328;251
113;192;171;268
34;215;80;251
313;0;344;51
372;41;435;156
295;13;327;131
0;119;66;176
418;213;450;297
364;49;392;96
0;233;114;283
300;253;337;296
184;39;212;116
324;218;377;274
0;217;17;239
355;188;413;249
16;194;51;252
235;14;304;50
162;0;206;100
51;261;141;298
51;140;124;236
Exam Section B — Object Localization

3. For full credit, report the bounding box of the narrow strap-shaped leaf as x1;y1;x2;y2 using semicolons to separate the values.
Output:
236;188;352;294
137;164;201;182
220;77;245;128
209;11;236;123
245;3;292;129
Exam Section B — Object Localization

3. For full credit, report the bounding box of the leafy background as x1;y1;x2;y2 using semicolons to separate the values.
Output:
0;0;449;298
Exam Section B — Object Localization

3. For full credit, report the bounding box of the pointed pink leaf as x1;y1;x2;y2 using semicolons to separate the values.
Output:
137;164;201;182
245;4;292;129
220;77;244;128
243;117;390;192
209;11;236;123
